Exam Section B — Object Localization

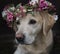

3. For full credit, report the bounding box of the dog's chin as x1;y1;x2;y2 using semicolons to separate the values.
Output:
24;40;34;45
16;39;34;45
20;39;34;45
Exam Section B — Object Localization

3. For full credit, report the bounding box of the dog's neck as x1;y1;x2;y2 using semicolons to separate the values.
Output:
32;31;46;47
20;31;47;54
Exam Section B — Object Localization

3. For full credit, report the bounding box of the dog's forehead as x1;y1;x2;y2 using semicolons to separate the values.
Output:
25;14;42;21
16;13;42;22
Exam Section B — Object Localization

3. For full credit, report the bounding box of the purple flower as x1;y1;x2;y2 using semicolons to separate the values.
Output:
39;0;48;10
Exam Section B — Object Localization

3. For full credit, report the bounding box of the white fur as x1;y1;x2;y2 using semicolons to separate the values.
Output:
14;45;27;54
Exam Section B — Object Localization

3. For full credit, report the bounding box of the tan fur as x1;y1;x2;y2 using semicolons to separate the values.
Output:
14;11;55;54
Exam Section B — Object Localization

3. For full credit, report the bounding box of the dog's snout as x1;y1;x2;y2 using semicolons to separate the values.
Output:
16;33;25;43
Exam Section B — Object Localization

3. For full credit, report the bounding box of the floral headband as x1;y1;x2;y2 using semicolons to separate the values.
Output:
2;0;56;27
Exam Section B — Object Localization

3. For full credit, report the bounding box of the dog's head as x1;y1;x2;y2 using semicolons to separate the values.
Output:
13;11;55;44
2;0;57;44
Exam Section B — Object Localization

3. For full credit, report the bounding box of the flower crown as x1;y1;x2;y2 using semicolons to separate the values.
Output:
2;0;56;27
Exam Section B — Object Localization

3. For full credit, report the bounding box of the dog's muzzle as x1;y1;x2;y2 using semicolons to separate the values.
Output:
16;33;25;44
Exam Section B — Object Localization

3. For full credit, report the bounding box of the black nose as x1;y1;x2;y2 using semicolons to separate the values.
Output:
16;35;25;44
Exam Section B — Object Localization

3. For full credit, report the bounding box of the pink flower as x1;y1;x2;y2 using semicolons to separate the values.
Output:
16;13;21;17
7;11;14;21
39;0;48;10
20;5;24;12
19;5;26;17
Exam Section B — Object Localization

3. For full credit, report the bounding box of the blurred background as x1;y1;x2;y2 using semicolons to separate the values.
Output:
0;0;60;54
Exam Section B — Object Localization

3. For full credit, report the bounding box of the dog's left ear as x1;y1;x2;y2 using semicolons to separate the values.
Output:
41;11;56;36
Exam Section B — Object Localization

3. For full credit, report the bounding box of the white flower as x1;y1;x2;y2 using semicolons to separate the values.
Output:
16;17;20;21
30;0;38;5
10;7;15;11
53;15;58;21
28;9;32;11
17;9;20;12
2;10;7;17
23;9;27;12
47;1;52;6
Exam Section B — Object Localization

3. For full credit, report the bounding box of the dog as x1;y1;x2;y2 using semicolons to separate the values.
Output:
13;11;56;54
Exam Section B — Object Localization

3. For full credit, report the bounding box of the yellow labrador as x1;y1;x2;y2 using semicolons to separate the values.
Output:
14;11;55;54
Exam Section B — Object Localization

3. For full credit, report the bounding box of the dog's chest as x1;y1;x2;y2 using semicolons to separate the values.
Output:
14;49;42;54
14;44;48;54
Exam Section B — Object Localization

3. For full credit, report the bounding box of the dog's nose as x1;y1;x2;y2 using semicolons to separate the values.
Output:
16;33;25;43
16;33;24;38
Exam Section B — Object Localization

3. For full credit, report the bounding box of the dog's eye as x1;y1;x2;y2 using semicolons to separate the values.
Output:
16;21;20;25
29;19;36;24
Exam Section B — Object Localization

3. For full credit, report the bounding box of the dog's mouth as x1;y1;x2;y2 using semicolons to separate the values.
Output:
16;37;25;44
16;38;32;45
16;37;32;45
